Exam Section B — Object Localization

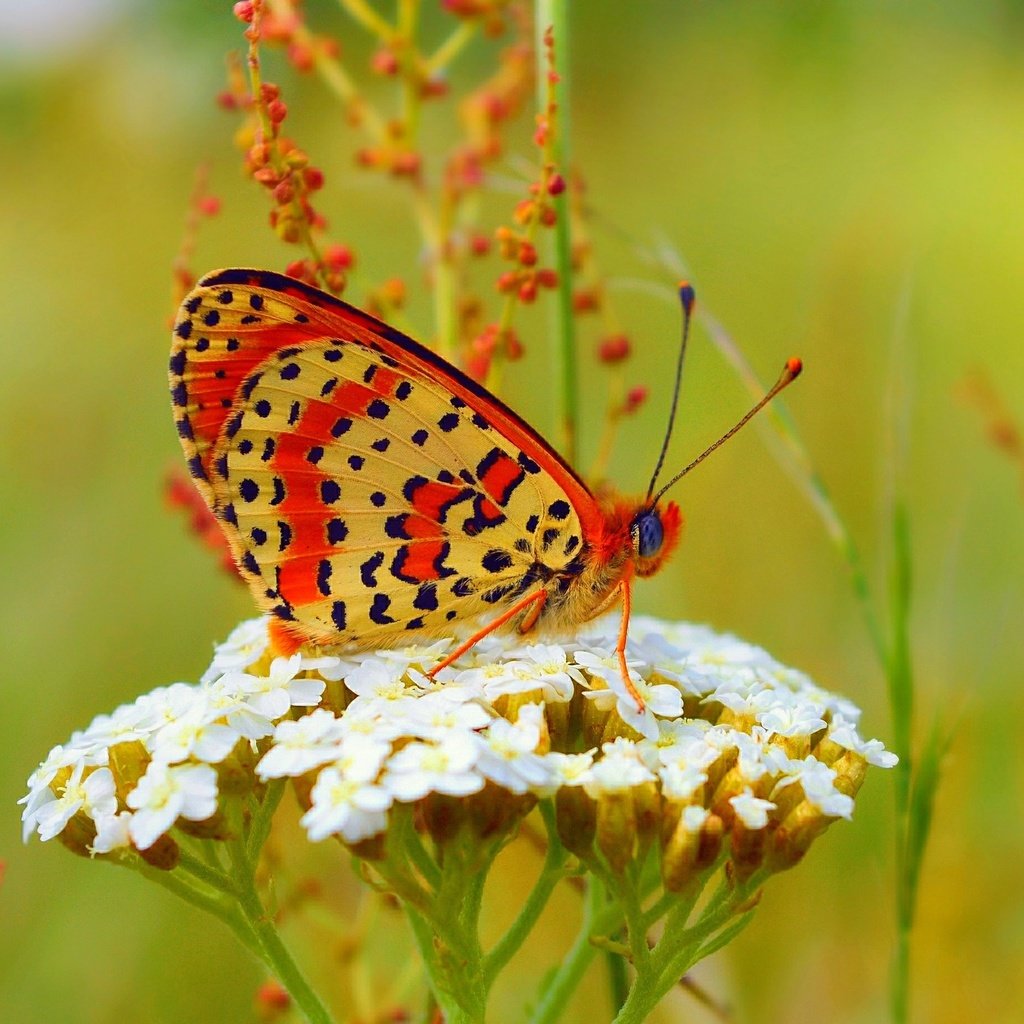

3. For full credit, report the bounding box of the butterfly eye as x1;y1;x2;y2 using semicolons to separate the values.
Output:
632;510;664;560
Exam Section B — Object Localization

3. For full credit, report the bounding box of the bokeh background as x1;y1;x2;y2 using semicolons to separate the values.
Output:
2;2;1022;1022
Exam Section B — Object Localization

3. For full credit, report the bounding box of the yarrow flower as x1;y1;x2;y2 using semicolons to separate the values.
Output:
21;614;896;1024
22;615;894;881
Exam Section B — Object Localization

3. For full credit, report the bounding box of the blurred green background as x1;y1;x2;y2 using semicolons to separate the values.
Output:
2;1;1022;1021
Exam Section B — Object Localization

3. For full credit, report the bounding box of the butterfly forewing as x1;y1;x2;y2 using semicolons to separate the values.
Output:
172;270;596;649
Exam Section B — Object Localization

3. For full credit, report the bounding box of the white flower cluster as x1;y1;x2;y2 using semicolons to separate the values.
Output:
21;615;896;854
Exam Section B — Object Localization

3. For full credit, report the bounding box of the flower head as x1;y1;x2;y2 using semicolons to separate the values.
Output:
22;614;895;885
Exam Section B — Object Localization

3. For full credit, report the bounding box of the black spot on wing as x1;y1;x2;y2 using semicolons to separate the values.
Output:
317;559;333;596
361;551;384;588
482;549;514;573
370;593;395;625
331;600;347;631
413;583;438;611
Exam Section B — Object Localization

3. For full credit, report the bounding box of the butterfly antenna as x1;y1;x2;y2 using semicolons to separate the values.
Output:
652;357;804;504
645;282;697;502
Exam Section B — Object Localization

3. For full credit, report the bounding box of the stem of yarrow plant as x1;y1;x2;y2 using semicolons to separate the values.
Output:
483;802;569;986
536;0;578;466
529;877;603;1024
223;812;336;1024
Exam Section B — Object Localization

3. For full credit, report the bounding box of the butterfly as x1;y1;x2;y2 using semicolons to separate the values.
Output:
170;269;800;709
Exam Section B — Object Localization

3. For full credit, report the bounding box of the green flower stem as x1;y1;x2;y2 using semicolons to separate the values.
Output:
536;0;577;465
426;19;478;75
604;945;630;1015
175;844;234;891
247;779;286;858
128;856;264;960
225;827;335;1024
610;882;758;1024
529;877;603;1024
484;806;568;986
400;862;487;1024
393;805;441;892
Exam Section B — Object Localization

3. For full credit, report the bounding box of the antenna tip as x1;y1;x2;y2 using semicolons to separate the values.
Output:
785;356;803;379
677;281;696;316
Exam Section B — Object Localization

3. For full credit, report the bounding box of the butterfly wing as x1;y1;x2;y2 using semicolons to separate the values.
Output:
170;269;605;647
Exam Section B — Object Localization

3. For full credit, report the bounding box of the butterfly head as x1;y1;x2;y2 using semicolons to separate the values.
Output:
629;500;683;578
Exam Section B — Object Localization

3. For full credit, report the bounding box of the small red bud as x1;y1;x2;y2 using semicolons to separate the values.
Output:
197;195;222;217
372;49;400;76
624;386;648;415
518;279;538;304
255;978;291;1014
539;205;557;227
503;330;524;360
513;199;534;225
422;77;448;99
303;167;324;191
546;173;566;196
518;242;537;267
535;268;559;289
572;289;599;313
260;82;280;104
324;244;354;270
469;234;491;257
391;151;422;177
233;1;254;23
496;271;519;294
273;179;294;204
599;334;631;364
267;99;288;125
288;43;314;73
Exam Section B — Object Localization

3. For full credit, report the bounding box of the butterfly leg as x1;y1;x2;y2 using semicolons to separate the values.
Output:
616;578;646;713
426;588;549;679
